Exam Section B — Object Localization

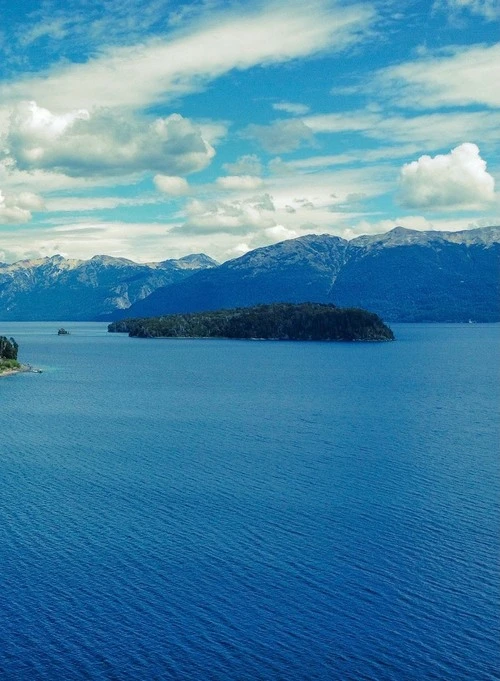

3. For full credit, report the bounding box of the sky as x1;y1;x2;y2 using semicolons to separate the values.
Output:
0;0;499;263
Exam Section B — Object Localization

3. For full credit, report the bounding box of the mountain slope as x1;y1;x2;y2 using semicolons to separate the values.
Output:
0;253;217;321
121;226;500;323
118;234;349;317
334;237;500;322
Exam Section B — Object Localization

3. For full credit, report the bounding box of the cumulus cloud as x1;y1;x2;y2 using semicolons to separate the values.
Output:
12;191;46;211
0;189;33;223
216;175;264;191
223;154;263;176
244;119;315;154
179;194;277;234
6;101;215;177
399;143;495;209
262;224;299;241
154;174;189;195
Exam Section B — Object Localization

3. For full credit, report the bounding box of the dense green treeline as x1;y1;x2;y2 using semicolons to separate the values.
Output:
0;336;20;373
0;336;18;360
108;303;394;342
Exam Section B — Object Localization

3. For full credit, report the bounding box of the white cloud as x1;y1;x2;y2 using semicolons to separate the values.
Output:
272;102;310;115
6;102;215;177
223;155;263;176
399;143;495;209
0;220;179;262
0;189;33;224
19;18;71;47
262;224;299;241
303;111;376;133
380;111;500;147
268;145;422;173
0;160;139;196
11;192;46;211
269;166;392;209
154;175;189;196
196;121;229;147
180;194;277;235
0;1;375;112
45;195;159;212
216;175;264;191
0;215;306;264
303;109;500;147
3;210;497;265
377;44;500;109
244;119;315;153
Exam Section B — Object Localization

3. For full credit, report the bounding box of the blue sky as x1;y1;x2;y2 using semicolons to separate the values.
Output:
0;0;498;262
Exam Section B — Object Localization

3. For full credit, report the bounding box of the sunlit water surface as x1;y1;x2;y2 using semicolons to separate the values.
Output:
1;323;498;680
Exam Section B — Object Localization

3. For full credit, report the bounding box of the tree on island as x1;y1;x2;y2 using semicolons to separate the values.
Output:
0;336;20;373
108;303;395;342
0;336;18;360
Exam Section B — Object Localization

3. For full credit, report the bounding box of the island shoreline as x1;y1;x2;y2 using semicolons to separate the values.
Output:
0;364;41;378
108;303;395;342
127;335;394;343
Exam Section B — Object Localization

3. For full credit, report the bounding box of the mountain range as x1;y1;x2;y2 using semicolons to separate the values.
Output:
114;225;500;323
1;226;499;322
0;253;217;321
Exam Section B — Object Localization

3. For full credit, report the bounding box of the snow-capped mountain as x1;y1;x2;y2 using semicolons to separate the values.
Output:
1;226;499;322
119;226;500;323
0;253;217;320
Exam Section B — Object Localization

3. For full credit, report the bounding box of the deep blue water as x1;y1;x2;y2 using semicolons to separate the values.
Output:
0;323;498;680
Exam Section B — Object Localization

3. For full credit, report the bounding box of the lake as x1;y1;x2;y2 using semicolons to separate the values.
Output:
0;323;498;680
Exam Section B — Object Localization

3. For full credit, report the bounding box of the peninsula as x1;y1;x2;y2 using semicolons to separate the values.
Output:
107;303;394;342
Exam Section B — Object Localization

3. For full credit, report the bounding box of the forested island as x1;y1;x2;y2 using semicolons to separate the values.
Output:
108;303;394;341
0;336;21;375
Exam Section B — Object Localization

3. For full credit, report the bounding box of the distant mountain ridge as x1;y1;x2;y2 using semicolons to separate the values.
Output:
119;226;500;323
0;252;217;321
1;226;498;322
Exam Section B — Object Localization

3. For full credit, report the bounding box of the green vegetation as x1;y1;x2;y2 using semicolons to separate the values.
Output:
108;303;394;342
0;336;20;373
